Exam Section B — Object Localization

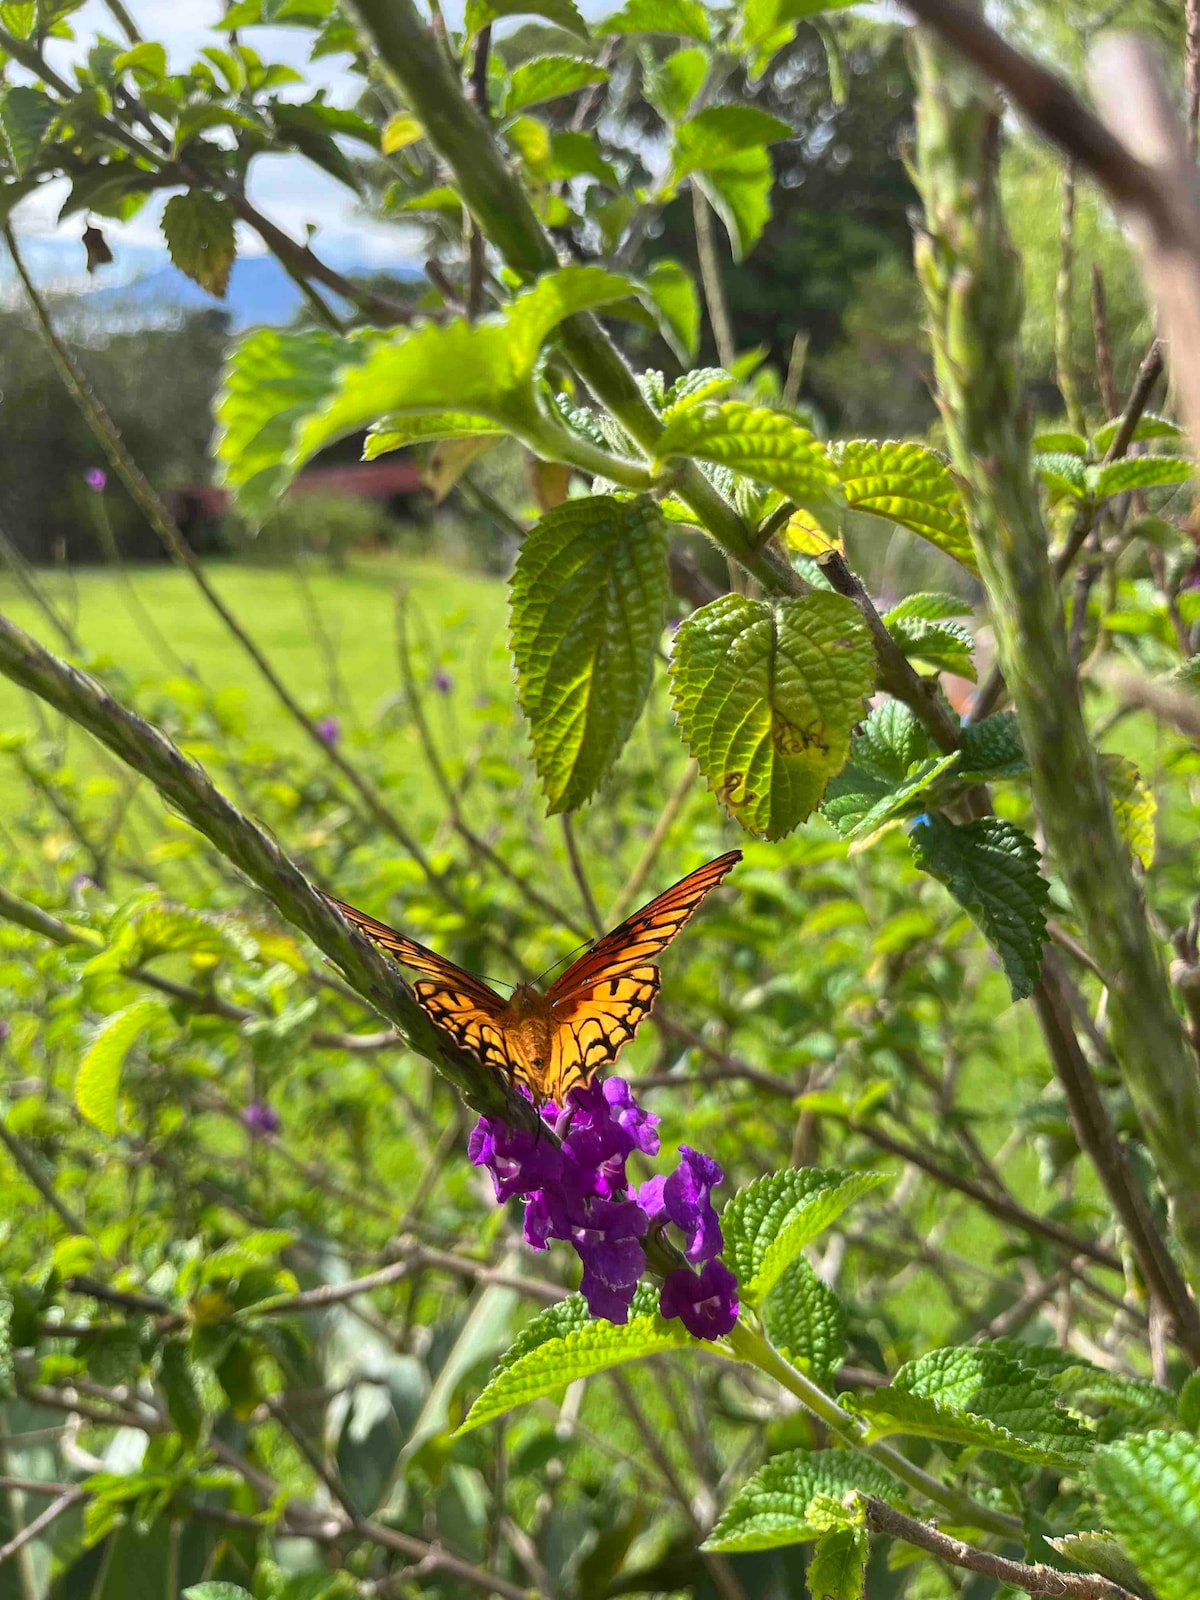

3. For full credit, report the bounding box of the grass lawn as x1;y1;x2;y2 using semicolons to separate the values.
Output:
0;555;510;751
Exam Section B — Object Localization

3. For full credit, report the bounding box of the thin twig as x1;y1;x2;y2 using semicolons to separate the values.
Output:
607;762;699;925
561;814;604;935
863;1497;1138;1600
0;1122;88;1238
0;1489;83;1567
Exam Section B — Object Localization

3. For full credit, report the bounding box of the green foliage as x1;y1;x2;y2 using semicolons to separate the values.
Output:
670;591;875;838
161;191;237;298
597;0;710;39
1092;1431;1200;1600
704;1450;899;1553
909;814;1049;999
723;1168;888;1304
807;1523;868;1600
853;1343;1093;1466
762;1258;846;1383
657;401;839;508
459;1289;689;1433
509;495;668;812
288;266;635;464
833;440;976;570
75;997;166;1135
465;0;588;39
214;327;362;525
504;55;610;114
822;703;959;844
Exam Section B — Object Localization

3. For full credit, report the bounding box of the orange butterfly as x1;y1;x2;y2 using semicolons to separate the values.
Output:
328;850;742;1107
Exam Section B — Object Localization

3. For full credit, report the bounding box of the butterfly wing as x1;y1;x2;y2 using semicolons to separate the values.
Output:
542;850;742;1102
328;896;520;1078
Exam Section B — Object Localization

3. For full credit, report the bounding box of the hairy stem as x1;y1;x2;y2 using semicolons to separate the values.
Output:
911;31;1200;1296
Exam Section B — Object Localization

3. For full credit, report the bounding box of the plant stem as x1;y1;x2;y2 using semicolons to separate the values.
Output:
912;30;1200;1296
862;1498;1138;1599
726;1321;1020;1538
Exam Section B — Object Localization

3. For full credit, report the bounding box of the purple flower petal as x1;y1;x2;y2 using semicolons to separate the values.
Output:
659;1259;739;1340
579;1267;638;1324
315;716;340;747
469;1114;563;1203
637;1174;667;1225
663;1146;725;1263
84;468;107;492
603;1076;660;1156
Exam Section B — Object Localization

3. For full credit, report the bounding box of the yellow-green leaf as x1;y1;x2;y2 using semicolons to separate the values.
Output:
76;999;166;1135
833;439;976;572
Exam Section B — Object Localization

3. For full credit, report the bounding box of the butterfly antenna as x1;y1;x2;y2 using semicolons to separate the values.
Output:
533;936;595;987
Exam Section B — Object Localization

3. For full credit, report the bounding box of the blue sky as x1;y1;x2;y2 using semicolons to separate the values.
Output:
12;0;427;284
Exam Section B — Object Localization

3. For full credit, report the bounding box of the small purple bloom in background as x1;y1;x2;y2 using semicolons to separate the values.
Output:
84;468;107;493
433;670;453;693
0;1019;10;1043
660;1259;740;1340
242;1101;279;1137
315;716;340;747
469;1075;736;1336
70;873;97;899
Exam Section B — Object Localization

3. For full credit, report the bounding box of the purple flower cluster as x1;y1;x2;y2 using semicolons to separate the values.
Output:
315;716;341;748
469;1077;738;1339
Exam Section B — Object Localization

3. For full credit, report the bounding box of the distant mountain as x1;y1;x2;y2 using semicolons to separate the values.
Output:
74;251;423;330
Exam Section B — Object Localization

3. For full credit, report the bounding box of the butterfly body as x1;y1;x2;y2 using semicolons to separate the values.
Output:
329;850;741;1106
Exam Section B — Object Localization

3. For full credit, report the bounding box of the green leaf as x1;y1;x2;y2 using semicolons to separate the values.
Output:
723;1168;888;1305
184;1586;255;1600
465;0;588;38
504;55;609;114
597;0;710;38
159;1338;207;1448
657;401;839;508
1091;411;1181;454
458;1294;689;1434
381;111;422;153
644;258;700;361
670;591;874;839
672;105;792;181
0;85;57;175
1093;1430;1200;1600
704;1450;899;1553
0;4;36;43
644;47;708;121
882;608;975;680
547;128;618;184
1102;754;1156;869
738;0;860;76
1090;455;1194;500
509;495;668;812
854;1343;1093;1467
364;412;504;459
76;998;166;1136
1034;451;1089;498
1044;1534;1147;1594
763;1258;846;1383
290;266;634;466
1032;429;1088;455
700;146;774;257
883;591;972;623
807;1525;867;1600
909;814;1049;999
821;701;956;843
956;711;1027;782
214;326;365;525
833;440;976;572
